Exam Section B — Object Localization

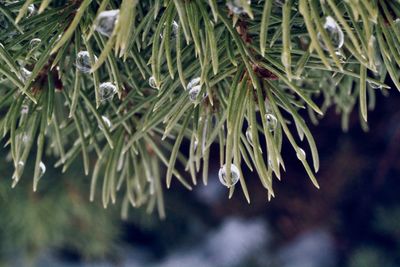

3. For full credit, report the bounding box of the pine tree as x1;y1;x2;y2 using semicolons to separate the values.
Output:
0;0;397;218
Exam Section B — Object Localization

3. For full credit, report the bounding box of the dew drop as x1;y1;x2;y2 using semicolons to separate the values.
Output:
218;164;240;187
245;127;253;146
38;161;46;178
76;51;97;73
160;20;179;39
317;16;344;51
186;77;201;91
226;0;251;15
27;4;36;17
148;76;158;89
20;67;32;82
99;115;112;130
193;137;199;153
149;179;155;195
265;113;277;132
189;85;201;102
21;104;29;114
21;134;30;143
187;77;207;102
94;9;119;37
172;20;179;36
29;38;41;50
99;82;117;102
296;148;306;161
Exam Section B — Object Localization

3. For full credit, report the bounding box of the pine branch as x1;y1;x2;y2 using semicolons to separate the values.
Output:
0;0;397;218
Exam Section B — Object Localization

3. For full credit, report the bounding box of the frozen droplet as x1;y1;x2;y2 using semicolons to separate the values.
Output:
29;38;41;50
186;77;201;91
245;127;253;146
218;164;240;187
148;76;158;89
99;82;117;102
226;0;251;15
99;115;112;130
76;51;97;73
20;67;32;82
296;148;306;161
94;9;119;37
38;161;46;178
265;113;277;132
21;104;29;114
317;16;344;51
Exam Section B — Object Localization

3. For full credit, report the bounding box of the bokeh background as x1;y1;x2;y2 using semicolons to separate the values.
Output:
0;88;399;267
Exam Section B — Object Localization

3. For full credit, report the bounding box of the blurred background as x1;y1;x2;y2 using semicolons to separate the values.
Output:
0;88;400;267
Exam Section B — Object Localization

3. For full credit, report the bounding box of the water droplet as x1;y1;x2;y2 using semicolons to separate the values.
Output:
265;113;277;132
369;36;383;74
246;127;253;146
193;137;199;152
76;51;97;73
29;38;41;50
187;77;206;102
172;20;179;36
55;34;62;42
160;20;179;39
186;77;201;91
281;51;290;69
99;82;117;102
296;148;306;161
99;115;112;130
21;134;29;143
21;104;29;114
116;153;124;171
189;85;201;102
226;0;251;15
94;9;119;37
148;76;158;89
27;4;36;17
38;161;46;178
218;164;240;187
368;82;381;89
317;16;344;51
149;179;155;195
20;67;32;82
